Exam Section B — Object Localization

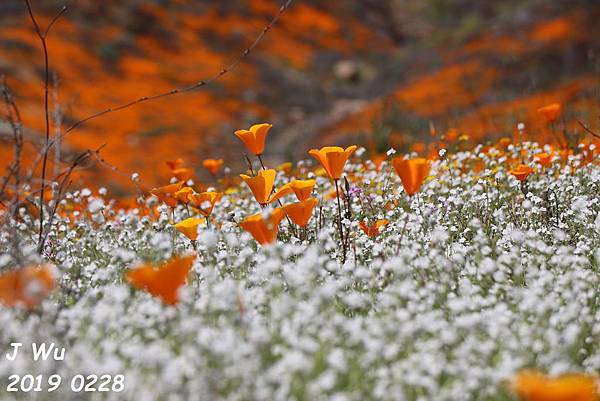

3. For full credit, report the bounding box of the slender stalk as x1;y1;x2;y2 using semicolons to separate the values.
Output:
335;179;346;263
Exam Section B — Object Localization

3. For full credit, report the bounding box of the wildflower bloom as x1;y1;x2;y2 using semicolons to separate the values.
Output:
392;157;431;196
359;219;389;238
286;179;316;201
282;198;318;227
538;103;562;123
239;208;285;245
188;191;221;217
166;158;184;170
174;217;206;241
126;255;196;305
511;370;598;401
308;146;358;180
234;123;272;156
0;265;55;309
202;158;224;175
240;169;291;205
535;152;553;168
174;187;194;203
151;181;184;208
510;164;535;181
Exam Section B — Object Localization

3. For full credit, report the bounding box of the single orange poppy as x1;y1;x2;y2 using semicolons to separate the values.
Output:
392;157;431;197
308;145;357;180
511;370;598;401
538;103;562;123
0;265;55;309
239;208;285;245
171;167;194;182
287;179;316;201
282;198;318;227
151;182;184;208
174;187;194;204
126;254;196;305
234;123;272;156
358;219;389;238
188;191;222;217
174;217;206;241
510;164;535;181
240;169;292;205
202;158;224;175
534;152;553;168
166;158;184;170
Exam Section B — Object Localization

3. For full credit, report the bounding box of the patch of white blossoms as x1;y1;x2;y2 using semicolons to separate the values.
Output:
0;143;598;400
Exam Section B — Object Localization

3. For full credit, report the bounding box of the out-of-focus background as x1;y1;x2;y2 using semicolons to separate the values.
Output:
1;0;599;193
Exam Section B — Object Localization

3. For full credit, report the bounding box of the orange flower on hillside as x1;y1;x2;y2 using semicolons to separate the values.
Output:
308;145;358;180
174;187;194;203
392;157;431;197
510;164;535;181
282;198;318;227
166;158;184;170
287;180;316;201
166;159;194;181
535;152;553;168
126;254;196;305
240;169;292;205
174;217;206;241
0;265;55;309
537;103;561;123
151;182;184;208
202;158;224;176
239;208;286;245
234;123;272;156
511;370;598;401
359;219;389;238
189;191;221;217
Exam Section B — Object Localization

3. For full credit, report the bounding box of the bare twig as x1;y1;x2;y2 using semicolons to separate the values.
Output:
577;119;600;140
0;76;24;201
23;0;68;253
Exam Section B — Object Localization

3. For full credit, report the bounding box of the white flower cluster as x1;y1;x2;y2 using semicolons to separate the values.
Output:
0;142;598;401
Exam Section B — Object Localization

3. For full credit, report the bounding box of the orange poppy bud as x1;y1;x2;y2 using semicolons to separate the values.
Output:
126;254;196;305
240;169;291;205
282;198;318;227
392;157;431;197
174;217;206;241
537;103;562;123
202;158;224;175
188;191;221;217
287;179;316;201
151;182;184;208
171;167;194;182
358;219;389;238
234;123;272;156
308;145;357;180
534;152;553;168
0;265;56;309
239;208;285;245
510;164;535;181
511;370;598;401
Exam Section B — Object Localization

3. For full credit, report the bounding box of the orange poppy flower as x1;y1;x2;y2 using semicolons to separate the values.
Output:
358;219;389;238
234;123;272;156
240;169;292;205
510;164;535;181
282;198;318;227
0;265;55;309
392;157;431;197
534;152;553;168
174;187;194;203
287;179;316;201
126;254;196;305
166;158;184;170
239;208;285;245
538;103;562;123
308;145;358;180
171;167;194;182
188;191;222;217
174;217;206;241
202;158;224;175
511;370;598;401
499;137;512;148
151;182;184;208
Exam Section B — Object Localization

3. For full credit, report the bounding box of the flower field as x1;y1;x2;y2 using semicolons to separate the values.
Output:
1;124;599;400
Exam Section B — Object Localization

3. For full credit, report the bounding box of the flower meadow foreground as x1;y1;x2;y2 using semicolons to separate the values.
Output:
1;121;600;401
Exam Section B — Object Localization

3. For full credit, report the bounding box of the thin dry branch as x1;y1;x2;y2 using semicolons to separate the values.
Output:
577;118;600;140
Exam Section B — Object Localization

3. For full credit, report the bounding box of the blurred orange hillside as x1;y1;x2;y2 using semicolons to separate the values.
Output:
0;0;599;193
